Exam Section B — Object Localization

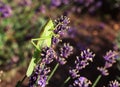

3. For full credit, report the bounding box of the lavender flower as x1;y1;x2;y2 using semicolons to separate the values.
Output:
75;49;95;70
39;5;46;14
56;57;67;65
108;80;120;87
69;69;80;79
60;43;73;58
56;43;73;65
73;76;92;87
51;0;69;7
29;65;40;87
54;16;70;36
55;15;70;25
41;47;57;64
97;67;109;76
97;50;118;76
103;50;118;64
0;2;12;18
81;49;95;61
51;0;62;7
52;36;61;45
29;64;50;87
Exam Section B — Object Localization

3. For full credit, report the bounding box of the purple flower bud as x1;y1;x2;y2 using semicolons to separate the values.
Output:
95;1;102;8
38;75;47;87
103;50;118;64
39;5;46;14
108;80;120;87
53;16;70;36
62;0;69;5
0;2;12;18
69;69;80;79
73;76;92;87
51;0;62;7
41;47;57;64
60;43;73;58
97;67;109;76
56;57;67;65
52;36;61;45
75;49;95;70
97;50;118;76
81;49;95;62
29;64;50;87
55;16;70;25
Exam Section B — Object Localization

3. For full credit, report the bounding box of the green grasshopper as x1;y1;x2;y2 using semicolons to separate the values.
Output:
26;19;54;77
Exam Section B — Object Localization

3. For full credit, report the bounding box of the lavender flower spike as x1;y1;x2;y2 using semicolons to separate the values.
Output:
75;49;95;70
0;2;12;18
81;49;95;62
60;43;73;58
97;50;118;76
29;64;50;87
69;69;80;79
97;67;109;76
54;16;70;36
56;43;73;65
108;80;120;87
73;76;92;87
103;50;118;65
41;47;57;64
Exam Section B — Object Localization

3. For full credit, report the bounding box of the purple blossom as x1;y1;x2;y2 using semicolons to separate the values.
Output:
56;57;67;65
19;0;32;6
29;64;50;87
41;47;57;64
103;50;118;64
55;43;73;65
75;58;89;70
54;16;70;36
52;36;61;45
108;80;120;87
51;0;62;7
55;15;70;25
81;49;95;62
73;76;92;87
51;0;69;7
39;5;46;14
60;43;73;58
97;50;118;76
29;65;40;87
97;67;109;76
67;27;77;38
69;69;80;79
62;0;69;5
0;2;12;18
75;49;95;70
95;1;102;8
38;75;47;87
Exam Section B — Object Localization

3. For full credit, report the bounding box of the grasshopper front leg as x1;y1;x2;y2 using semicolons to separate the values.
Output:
31;36;53;50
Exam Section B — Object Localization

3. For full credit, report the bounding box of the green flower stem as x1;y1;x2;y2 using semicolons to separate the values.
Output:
16;75;27;87
47;63;59;84
92;75;102;87
61;76;71;87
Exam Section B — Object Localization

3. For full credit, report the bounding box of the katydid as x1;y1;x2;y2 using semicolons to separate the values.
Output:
26;19;54;77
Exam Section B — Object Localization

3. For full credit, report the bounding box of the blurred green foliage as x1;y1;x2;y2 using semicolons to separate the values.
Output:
0;0;47;67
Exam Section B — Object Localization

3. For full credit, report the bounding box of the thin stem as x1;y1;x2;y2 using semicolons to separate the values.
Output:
47;63;59;84
16;75;27;87
61;76;71;87
92;75;102;87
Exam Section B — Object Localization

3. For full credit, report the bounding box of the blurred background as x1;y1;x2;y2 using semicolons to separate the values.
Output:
0;0;120;87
